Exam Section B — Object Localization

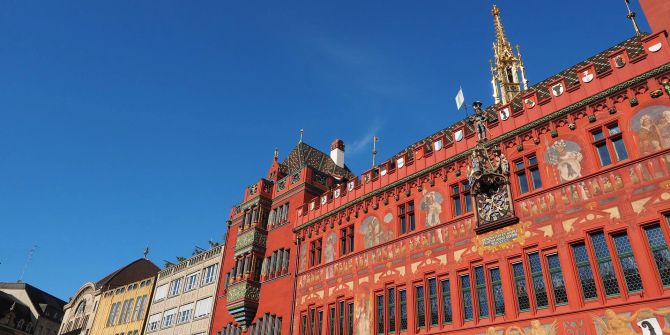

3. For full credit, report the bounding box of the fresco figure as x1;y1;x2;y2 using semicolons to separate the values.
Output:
360;216;392;249
420;191;443;227
299;243;307;272
546;140;583;182
593;309;643;335
631;105;670;154
638;114;662;154
355;285;372;335
324;232;337;278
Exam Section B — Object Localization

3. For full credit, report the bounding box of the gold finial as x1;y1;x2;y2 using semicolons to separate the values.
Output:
491;4;500;16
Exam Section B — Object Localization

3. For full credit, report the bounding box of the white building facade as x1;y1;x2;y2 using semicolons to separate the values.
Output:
144;245;222;335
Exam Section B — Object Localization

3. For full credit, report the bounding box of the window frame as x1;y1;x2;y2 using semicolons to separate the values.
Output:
591;121;628;167
514;154;542;195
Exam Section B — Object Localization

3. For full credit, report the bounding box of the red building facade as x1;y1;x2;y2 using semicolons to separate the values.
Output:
211;4;670;335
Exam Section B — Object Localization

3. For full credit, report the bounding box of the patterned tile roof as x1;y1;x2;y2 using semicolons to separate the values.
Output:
280;142;356;180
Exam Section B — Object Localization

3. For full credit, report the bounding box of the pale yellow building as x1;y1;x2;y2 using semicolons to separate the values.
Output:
86;259;159;335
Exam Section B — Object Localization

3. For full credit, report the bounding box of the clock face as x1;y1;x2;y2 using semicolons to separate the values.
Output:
476;183;511;223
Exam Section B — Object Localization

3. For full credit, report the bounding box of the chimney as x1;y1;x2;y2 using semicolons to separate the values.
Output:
330;139;345;168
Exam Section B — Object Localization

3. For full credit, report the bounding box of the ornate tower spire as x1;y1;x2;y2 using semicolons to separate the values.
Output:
490;4;528;105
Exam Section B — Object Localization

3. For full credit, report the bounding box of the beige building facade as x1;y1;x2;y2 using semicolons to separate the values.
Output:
144;245;222;335
59;259;159;335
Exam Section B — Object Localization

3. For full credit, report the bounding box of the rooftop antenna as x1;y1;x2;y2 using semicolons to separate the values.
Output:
18;245;37;283
372;136;379;167
299;129;304;143
624;0;641;36
143;245;150;259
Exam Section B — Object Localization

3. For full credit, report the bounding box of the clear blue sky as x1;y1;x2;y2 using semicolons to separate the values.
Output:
0;1;650;300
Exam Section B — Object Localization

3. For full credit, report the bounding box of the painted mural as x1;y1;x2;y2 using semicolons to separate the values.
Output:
360;215;393;249
354;282;372;335
593;308;670;335
299;243;307;272
545;139;584;183
477;320;556;335
630;105;670;155
324;232;337;278
420;190;444;227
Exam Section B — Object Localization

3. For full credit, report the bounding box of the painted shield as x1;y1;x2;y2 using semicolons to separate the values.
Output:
347;181;355;191
649;42;662;53
637;318;663;335
454;129;464;142
434;139;443;151
551;83;564;97
525;98;536;109
614;55;626;68
581;70;594;83
499;107;510;121
397;157;405;168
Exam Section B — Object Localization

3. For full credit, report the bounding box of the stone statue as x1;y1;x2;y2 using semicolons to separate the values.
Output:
473;101;488;142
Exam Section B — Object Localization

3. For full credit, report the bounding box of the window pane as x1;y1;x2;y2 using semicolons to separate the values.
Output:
428;278;438;326
515;161;525;171
474;267;489;318
329;307;335;335
440;280;452;324
347;303;353;335
528;253;548;308
490;268;505;315
596;144;612;166
607;124;621;135
644;225;670;286
453;196;462;217
416;286;425;328
388;288;396;333
528;155;538;166
612;137;628;161
530;167;542;190
512;263;530;311
546;254;568;305
573;243;598;299
338;302;344;335
612;233;643;293
399;290;407;331
517;172;529;194
591;232;620;296
593;130;604;141
461;275;473;321
464;192;472;213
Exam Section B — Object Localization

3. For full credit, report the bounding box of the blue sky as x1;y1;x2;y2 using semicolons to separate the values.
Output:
0;1;650;300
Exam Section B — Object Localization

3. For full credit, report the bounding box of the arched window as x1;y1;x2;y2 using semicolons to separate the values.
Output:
75;301;86;316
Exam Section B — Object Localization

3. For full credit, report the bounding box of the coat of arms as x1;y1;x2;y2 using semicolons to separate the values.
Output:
551;83;564;97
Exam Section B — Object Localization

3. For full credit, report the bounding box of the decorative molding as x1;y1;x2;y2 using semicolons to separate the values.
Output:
293;63;670;232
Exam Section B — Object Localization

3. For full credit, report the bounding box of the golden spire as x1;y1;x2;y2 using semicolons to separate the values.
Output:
492;5;510;54
490;4;527;105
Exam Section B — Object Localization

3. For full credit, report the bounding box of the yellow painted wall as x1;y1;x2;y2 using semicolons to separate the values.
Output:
90;277;155;335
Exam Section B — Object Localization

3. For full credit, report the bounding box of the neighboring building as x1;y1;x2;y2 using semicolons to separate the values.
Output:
0;282;66;335
0;290;33;335
210;2;670;335
59;259;159;335
143;245;223;335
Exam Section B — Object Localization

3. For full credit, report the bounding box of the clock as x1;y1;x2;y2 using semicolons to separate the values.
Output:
473;174;518;234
